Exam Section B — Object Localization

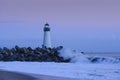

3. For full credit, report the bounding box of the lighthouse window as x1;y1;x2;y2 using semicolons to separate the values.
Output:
44;27;50;31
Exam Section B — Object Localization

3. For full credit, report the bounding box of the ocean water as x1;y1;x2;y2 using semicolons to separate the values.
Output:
85;52;120;58
60;49;120;63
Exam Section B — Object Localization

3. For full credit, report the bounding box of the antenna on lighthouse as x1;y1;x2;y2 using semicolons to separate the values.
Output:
42;23;52;49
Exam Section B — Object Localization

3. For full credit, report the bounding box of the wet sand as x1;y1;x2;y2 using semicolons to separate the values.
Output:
0;70;78;80
0;70;36;80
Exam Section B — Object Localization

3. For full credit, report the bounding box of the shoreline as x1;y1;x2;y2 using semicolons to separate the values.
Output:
0;70;78;80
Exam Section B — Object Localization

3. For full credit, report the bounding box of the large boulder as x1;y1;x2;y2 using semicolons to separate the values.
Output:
0;53;3;60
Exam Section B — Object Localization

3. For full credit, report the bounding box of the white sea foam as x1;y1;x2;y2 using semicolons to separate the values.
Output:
59;48;120;63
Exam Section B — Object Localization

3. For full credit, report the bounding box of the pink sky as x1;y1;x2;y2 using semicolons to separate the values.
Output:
0;0;120;52
0;0;120;24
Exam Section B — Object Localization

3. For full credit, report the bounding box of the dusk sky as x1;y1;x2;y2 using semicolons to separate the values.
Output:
0;0;120;52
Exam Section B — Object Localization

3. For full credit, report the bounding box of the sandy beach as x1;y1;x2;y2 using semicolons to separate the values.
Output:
0;70;78;80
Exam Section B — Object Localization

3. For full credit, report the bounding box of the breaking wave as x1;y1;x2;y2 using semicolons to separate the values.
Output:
59;48;120;63
88;57;120;63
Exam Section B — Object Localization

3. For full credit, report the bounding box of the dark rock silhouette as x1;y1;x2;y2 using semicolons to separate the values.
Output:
0;45;70;62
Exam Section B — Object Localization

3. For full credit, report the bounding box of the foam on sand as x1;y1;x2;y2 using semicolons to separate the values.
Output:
0;62;120;80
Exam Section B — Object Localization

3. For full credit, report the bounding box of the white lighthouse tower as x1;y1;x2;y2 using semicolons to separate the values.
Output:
42;23;52;48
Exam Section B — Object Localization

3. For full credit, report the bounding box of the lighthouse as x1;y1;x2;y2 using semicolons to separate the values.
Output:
42;23;52;48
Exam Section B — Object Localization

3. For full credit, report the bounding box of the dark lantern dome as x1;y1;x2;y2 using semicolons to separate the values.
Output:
44;23;50;31
45;23;49;26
